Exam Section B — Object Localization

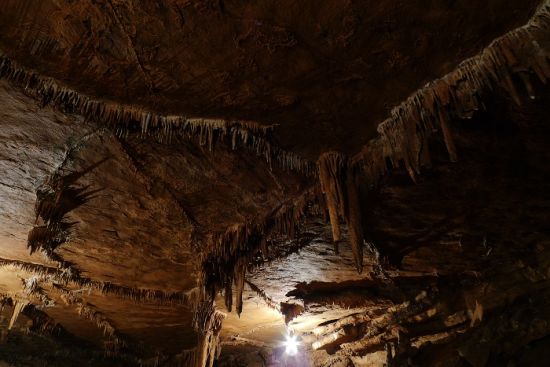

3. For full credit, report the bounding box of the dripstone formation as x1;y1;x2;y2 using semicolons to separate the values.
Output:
1;1;550;366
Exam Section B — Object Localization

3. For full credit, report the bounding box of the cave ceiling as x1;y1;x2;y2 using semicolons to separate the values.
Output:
0;0;541;157
1;1;550;366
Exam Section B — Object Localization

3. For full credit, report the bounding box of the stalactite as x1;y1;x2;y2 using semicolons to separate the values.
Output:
245;280;281;312
8;300;29;330
0;49;315;176
438;108;458;162
234;258;246;316
76;301;126;355
355;0;550;175
203;186;320;313
519;71;536;99
22;276;55;307
12;4;542;363
224;281;232;312
343;1;550;258
0;257;199;307
318;153;345;243
1;296;66;338
318;152;365;273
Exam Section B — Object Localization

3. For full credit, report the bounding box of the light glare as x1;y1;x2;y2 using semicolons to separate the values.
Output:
284;334;299;356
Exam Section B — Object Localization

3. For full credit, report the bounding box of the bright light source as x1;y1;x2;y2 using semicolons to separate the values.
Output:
284;334;299;356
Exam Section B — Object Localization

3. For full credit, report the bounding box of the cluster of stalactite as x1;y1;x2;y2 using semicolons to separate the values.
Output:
74;299;126;356
0;257;199;307
245;280;281;313
27;166;98;259
191;188;322;360
54;286;128;356
201;187;322;317
92;283;200;307
318;152;364;273
352;0;550;177
0;50;315;176
272;148;316;176
3;3;550;366
22;276;55;308
222;256;247;316
315;0;550;276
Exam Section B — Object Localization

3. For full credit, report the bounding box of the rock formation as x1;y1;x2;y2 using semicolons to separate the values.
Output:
1;0;550;366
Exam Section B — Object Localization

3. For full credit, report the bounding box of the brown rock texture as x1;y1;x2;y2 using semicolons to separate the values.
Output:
1;1;550;366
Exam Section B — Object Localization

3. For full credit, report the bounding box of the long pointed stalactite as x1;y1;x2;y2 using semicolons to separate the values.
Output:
7;300;29;331
1;296;65;336
233;257;247;316
318;152;365;273
318;153;346;244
